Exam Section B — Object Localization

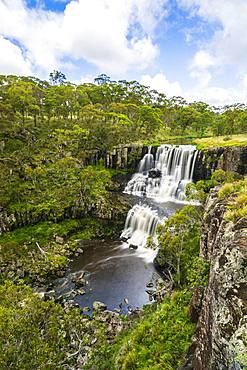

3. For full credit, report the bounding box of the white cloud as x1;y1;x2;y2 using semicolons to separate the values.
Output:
177;0;247;105
191;50;216;70
0;0;168;77
141;72;182;97
140;71;247;107
185;83;247;107
178;0;247;68
0;36;32;75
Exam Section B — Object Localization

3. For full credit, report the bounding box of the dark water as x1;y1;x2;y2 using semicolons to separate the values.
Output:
55;200;182;314
69;240;159;314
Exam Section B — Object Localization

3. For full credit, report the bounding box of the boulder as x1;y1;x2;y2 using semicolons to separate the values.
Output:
93;301;107;312
148;169;162;178
129;244;138;250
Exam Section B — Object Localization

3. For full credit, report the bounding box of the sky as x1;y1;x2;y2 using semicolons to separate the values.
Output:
0;0;247;106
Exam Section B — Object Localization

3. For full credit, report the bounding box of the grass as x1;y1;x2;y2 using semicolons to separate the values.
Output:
194;134;247;149
86;290;195;370
217;177;247;222
131;133;247;149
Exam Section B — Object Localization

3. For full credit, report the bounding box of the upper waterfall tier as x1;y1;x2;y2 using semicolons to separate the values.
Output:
124;144;197;202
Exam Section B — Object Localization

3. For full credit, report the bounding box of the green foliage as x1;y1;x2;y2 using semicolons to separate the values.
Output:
218;183;235;199
186;257;209;289
156;206;202;287
86;291;194;370
0;281;107;370
0;217;119;282
185;169;243;203
222;178;247;222
1;75;247;148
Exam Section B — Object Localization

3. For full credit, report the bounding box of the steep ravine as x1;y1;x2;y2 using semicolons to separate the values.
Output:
186;188;247;370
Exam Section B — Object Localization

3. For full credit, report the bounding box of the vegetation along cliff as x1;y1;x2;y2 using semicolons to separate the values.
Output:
0;73;246;369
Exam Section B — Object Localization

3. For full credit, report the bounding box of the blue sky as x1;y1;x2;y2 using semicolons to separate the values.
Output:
0;0;247;106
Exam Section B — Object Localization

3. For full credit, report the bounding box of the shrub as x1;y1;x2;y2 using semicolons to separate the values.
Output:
218;183;235;199
86;291;195;370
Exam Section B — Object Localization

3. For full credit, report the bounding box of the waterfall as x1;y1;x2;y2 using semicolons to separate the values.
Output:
124;145;197;202
121;144;197;252
121;204;160;249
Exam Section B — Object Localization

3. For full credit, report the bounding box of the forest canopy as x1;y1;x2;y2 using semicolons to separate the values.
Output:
0;72;247;151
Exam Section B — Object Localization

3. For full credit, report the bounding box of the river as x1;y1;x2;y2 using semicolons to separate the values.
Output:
53;145;198;314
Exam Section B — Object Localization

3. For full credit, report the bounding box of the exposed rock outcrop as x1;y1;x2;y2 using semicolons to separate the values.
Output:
85;144;247;180
84;144;152;170
0;193;131;235
194;146;247;181
188;188;247;370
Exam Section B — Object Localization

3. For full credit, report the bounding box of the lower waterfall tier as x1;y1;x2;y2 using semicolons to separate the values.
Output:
120;204;162;249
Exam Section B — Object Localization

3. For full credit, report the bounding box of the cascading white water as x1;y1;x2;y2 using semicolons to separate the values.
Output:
124;144;197;202
138;146;154;172
121;144;197;254
121;204;160;248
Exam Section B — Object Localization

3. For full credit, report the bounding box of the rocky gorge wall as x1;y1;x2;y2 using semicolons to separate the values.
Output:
187;188;247;370
85;144;247;179
194;146;247;181
84;144;151;170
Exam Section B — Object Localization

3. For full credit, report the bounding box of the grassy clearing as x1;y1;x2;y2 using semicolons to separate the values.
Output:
194;134;247;149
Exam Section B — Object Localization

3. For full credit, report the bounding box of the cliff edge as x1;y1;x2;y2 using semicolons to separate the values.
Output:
189;188;247;369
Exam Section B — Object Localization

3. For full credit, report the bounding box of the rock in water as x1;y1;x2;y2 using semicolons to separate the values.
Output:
129;244;138;250
148;169;162;178
93;301;107;312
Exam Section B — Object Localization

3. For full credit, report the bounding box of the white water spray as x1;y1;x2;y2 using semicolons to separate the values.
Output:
121;144;197;256
125;145;197;202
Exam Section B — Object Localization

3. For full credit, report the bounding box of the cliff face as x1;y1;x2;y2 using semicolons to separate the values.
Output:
84;145;151;170
85;144;247;178
194;146;247;181
190;189;247;370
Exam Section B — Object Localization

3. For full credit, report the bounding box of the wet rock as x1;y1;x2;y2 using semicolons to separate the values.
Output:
72;271;86;287
148;169;162;178
83;306;91;312
129;308;142;319
56;270;65;278
127;306;133;313
46;290;56;299
129;244;138;250
77;248;84;254
76;288;86;296
93;301;107;312
64;300;79;311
